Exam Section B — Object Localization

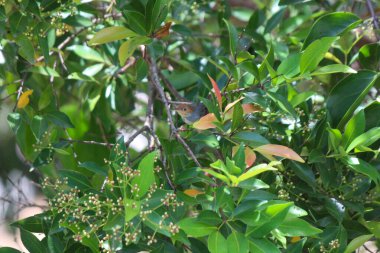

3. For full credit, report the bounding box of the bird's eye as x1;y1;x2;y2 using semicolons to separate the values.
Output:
183;108;187;111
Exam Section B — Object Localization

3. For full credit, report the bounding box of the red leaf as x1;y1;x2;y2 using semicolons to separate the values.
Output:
255;144;305;163
207;74;222;111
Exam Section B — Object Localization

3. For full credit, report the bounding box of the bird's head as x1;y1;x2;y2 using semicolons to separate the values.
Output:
173;103;196;118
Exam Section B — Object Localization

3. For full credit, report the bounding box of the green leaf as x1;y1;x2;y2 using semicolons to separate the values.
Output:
231;102;243;132
227;232;249;253
326;71;379;129
226;157;242;175
131;151;157;198
0;248;22;253
20;229;46;253
11;213;46;233
45;111;74;128
346;127;380;152
26;66;60;77
124;10;147;35
208;231;228;253
125;199;141;221
325;198;345;223
88;26;138;45
359;43;380;70
78;161;108;176
223;19;238;57
300;37;337;74
267;91;298;118
290;162;316;188
311;64;357;76
290;91;315;107
58;170;92;190
277;218;322;236
232;132;269;147
31;116;48;140
237;163;277;183
249;239;281;253
233;143;246;171
16;35;35;64
264;8;286;34
178;217;217;237
246;202;292;237
277;53;301;78
47;235;64;253
68;45;105;63
203;169;230;184
145;0;169;34
302;12;361;49
38;36;50;61
118;36;151;65
343;234;373;253
364;101;380;129
342;157;380;185
342;110;365;148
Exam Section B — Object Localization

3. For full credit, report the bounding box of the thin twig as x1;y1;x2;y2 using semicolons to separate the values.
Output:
61;138;114;147
0;92;17;102
158;71;188;102
147;56;202;168
365;0;379;34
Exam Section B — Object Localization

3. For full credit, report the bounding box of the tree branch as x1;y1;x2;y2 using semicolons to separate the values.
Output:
147;56;202;168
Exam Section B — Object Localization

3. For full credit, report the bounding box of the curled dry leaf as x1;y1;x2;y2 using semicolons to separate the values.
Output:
255;144;305;163
184;189;204;197
193;113;217;130
17;89;33;109
153;22;172;39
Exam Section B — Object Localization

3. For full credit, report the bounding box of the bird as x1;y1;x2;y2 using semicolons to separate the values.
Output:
172;102;207;125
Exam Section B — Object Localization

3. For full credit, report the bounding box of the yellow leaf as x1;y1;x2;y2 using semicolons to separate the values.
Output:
290;236;301;243
184;189;204;197
193;113;217;130
255;144;305;163
224;97;245;113
17;89;33;109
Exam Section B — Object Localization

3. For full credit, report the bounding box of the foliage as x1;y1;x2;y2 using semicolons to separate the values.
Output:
0;0;380;252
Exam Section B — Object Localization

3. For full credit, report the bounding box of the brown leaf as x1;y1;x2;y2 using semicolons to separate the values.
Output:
207;74;222;111
242;104;262;114
193;113;217;130
17;89;33;109
255;144;305;163
153;22;172;39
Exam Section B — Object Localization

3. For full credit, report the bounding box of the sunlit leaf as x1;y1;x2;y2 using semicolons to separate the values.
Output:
17;90;33;109
255;144;305;163
88;26;137;45
193;113;217;130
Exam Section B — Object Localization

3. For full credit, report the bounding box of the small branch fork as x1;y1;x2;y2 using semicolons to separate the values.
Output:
365;0;380;40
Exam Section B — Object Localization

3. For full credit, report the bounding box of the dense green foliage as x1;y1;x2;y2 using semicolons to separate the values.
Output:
0;0;380;252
